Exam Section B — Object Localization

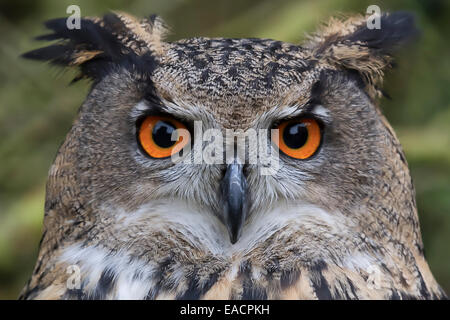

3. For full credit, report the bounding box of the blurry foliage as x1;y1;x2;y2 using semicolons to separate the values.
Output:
0;0;449;299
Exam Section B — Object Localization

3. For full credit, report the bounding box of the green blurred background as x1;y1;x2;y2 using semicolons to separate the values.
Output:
0;0;448;299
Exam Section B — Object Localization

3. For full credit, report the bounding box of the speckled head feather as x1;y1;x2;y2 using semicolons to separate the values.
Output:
20;12;446;300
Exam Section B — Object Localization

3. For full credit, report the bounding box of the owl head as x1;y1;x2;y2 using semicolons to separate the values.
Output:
21;11;446;300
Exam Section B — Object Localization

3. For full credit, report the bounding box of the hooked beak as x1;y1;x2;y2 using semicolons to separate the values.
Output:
220;162;249;244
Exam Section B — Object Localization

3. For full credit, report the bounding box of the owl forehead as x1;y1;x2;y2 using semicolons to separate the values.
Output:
151;37;320;125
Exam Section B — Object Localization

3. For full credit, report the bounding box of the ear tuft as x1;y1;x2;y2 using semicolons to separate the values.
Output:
305;12;419;99
346;12;418;53
22;12;168;82
109;11;170;56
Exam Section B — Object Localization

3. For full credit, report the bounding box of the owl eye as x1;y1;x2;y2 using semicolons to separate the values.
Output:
138;115;189;158
272;118;321;159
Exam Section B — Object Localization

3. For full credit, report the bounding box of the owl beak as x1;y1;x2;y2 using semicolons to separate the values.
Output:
220;162;249;244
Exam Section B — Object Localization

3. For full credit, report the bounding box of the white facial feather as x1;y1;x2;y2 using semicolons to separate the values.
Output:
109;199;350;256
58;199;372;299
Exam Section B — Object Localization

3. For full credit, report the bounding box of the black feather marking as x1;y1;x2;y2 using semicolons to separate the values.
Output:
145;255;174;300
332;281;351;300
312;275;332;300
307;69;331;107
242;287;268;300
347;12;419;54
149;14;158;24
347;278;358;299
20;285;41;300
309;80;323;106
22;45;71;62
417;269;431;299
176;269;221;300
390;290;401;300
22;14;159;83
400;292;417;300
44;18;124;59
177;269;201;300
33;258;44;276
91;268;116;299
239;262;268;300
346;69;368;91
241;280;268;300
309;260;333;300
380;89;392;100
202;272;220;294
63;278;89;300
37;229;47;249
34;33;64;41
280;269;301;290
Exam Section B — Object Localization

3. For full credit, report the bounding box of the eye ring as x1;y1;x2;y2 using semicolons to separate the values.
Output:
272;118;321;159
138;115;189;159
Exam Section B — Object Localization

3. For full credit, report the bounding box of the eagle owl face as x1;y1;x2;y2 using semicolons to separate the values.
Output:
21;12;446;299
68;59;380;246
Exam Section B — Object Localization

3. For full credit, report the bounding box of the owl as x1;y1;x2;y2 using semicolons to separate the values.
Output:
20;11;447;300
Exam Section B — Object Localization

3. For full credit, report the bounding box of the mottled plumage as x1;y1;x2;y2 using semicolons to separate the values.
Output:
20;11;446;300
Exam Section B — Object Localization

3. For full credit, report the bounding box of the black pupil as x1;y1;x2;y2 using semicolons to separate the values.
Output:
283;122;308;149
152;120;177;148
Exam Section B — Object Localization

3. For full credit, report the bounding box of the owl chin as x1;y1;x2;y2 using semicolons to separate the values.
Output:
53;199;345;299
51;197;446;300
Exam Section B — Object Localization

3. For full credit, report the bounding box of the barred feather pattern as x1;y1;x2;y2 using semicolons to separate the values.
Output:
19;11;446;300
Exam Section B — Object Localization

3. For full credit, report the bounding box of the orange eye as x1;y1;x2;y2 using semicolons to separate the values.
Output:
272;118;321;159
138;115;189;158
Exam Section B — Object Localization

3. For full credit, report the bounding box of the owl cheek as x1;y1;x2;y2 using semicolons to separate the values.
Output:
219;161;249;244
